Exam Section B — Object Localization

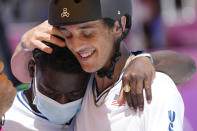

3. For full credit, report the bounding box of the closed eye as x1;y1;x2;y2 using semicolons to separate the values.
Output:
66;34;73;39
83;33;93;38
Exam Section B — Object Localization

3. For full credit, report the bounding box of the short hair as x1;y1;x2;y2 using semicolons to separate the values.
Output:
33;41;86;74
102;14;131;40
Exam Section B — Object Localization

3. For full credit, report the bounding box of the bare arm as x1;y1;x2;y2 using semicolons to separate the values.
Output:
119;46;196;110
11;20;65;83
151;50;196;85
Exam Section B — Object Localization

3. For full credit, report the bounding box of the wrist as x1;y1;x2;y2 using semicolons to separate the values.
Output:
20;35;30;51
132;53;154;64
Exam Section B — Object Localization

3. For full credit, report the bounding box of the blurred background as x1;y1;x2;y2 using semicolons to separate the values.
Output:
0;0;196;130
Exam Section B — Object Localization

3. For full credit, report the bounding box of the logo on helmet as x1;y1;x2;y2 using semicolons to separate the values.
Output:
118;11;121;15
61;8;70;18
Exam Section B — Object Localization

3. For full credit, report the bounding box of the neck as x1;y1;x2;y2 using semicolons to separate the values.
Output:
23;84;40;113
94;42;130;93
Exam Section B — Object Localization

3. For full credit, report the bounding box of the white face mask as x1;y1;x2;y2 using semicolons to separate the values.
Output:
33;75;82;125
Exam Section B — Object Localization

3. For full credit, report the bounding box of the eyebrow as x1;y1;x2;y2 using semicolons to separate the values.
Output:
58;23;97;32
77;25;96;30
58;27;68;31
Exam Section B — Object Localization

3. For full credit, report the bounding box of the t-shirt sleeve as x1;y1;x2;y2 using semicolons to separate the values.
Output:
143;72;184;131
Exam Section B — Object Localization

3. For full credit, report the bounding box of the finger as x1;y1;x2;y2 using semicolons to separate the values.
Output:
137;93;144;111
0;74;8;82
122;73;130;88
39;33;66;48
49;35;66;47
130;92;138;110
152;67;156;80
0;61;4;72
7;80;13;88
129;79;139;110
51;26;65;38
122;75;133;108
52;34;65;42
0;74;8;87
125;91;133;109
118;87;125;105
33;40;53;54
136;79;144;111
7;80;17;95
145;79;152;104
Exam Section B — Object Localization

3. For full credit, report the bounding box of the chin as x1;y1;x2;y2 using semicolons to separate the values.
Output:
81;64;101;73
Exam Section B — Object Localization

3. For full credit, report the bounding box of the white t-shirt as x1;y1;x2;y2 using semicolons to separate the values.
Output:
4;91;73;131
74;72;184;131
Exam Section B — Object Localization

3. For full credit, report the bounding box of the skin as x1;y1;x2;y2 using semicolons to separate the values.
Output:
25;60;89;111
59;20;116;73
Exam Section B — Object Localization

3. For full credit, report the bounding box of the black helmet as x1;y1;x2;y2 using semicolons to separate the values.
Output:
48;0;132;29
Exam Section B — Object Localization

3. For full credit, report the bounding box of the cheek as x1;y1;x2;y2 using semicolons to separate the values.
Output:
65;40;72;49
66;42;75;55
98;36;114;53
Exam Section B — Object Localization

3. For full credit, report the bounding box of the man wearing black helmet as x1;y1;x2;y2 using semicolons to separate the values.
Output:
9;0;196;130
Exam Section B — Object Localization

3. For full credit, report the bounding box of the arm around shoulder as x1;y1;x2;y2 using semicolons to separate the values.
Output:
151;50;196;85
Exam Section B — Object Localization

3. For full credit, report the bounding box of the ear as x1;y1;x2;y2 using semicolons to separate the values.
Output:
113;16;127;40
28;59;36;78
120;16;127;31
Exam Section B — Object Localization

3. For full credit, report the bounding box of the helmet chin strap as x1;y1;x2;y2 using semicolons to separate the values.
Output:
97;44;121;79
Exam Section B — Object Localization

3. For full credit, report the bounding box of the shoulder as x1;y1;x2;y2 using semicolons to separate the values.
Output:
153;72;175;87
152;72;178;96
143;72;184;131
149;72;184;109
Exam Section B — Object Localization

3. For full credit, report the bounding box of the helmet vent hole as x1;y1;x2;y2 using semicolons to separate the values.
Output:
74;0;80;3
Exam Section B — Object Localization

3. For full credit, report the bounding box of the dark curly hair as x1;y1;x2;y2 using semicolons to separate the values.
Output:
33;41;86;74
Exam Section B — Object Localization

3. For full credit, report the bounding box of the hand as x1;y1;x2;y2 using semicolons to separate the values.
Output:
22;20;66;53
0;61;17;117
118;56;155;111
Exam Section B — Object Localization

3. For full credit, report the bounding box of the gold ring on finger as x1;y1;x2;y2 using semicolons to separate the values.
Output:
123;85;131;93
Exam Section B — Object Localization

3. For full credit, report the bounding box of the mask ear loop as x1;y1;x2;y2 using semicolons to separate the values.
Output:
32;63;37;104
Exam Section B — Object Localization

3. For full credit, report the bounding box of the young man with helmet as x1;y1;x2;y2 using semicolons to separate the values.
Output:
9;0;196;130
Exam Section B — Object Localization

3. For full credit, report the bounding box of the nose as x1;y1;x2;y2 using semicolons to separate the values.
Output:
57;95;69;104
68;36;84;52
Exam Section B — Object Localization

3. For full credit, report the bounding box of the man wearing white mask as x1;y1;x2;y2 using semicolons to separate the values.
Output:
3;43;89;130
